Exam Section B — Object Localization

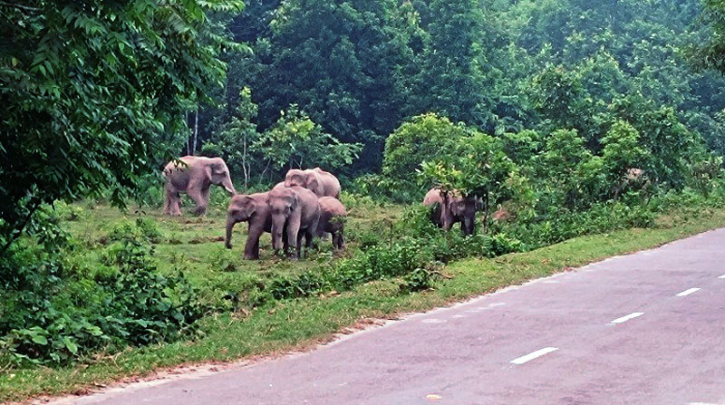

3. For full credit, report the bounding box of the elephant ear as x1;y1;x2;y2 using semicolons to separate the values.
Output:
449;200;461;216
289;193;299;211
474;196;484;211
307;175;321;194
242;198;257;217
204;164;213;181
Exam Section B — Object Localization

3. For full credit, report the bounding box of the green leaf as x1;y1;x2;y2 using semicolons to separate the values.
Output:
32;335;48;345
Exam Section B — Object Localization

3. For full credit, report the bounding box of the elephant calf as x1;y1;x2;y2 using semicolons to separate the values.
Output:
423;188;481;236
317;197;347;250
268;186;321;259
225;192;272;260
163;156;236;216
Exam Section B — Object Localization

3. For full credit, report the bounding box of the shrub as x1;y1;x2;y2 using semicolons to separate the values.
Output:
400;268;435;293
0;211;204;366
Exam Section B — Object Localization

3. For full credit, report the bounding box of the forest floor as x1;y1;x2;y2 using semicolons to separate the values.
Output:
3;198;725;403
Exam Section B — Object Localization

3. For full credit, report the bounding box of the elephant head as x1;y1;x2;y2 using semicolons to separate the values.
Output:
448;193;480;236
269;188;298;251
207;158;236;195
226;194;260;249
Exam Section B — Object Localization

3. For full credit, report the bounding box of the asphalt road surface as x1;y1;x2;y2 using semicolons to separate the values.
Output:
57;229;725;405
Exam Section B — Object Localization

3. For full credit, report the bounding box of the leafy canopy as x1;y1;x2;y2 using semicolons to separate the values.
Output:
0;0;243;248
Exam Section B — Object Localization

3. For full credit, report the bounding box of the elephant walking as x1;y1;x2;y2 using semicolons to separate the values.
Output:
423;188;481;236
225;192;272;260
268;186;321;259
163;156;235;216
317;197;347;250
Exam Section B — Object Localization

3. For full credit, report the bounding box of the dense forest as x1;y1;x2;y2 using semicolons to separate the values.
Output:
192;0;725;178
4;0;725;386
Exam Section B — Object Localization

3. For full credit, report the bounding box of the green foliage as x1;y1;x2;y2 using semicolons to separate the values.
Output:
383;114;467;184
0;210;204;366
253;105;362;172
601;121;649;181
418;128;516;215
400;268;435;293
202;87;261;189
0;0;244;248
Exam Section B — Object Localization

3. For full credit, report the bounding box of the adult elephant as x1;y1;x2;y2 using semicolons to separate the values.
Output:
225;192;272;260
284;168;341;199
268;186;321;259
423;188;481;236
312;168;341;199
163;156;235;216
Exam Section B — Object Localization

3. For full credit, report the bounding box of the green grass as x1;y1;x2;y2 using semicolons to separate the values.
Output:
2;199;725;403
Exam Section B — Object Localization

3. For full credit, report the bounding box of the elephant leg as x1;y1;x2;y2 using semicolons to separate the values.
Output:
188;183;208;216
282;222;290;256
286;214;301;260
244;223;265;260
163;184;171;215
164;184;182;216
169;192;182;216
296;231;306;258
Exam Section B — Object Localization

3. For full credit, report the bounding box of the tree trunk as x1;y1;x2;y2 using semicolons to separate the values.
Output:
242;136;249;190
185;111;190;156
193;107;199;156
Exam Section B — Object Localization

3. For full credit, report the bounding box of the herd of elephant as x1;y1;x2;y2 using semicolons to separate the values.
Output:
162;156;484;260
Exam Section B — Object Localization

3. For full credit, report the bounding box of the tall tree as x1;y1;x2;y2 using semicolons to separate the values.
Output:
0;0;243;249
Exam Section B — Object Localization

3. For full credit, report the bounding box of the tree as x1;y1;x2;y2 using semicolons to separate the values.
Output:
382;114;467;186
247;0;419;170
0;0;244;251
252;105;362;174
202;87;261;190
419;129;516;226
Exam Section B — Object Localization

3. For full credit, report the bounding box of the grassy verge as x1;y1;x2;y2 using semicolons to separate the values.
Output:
2;205;725;403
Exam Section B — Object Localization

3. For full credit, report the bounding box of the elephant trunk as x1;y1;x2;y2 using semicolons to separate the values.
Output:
225;216;236;249
222;176;236;195
463;216;475;236
271;216;285;252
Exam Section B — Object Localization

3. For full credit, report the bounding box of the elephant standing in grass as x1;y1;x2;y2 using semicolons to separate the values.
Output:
423;188;481;236
163;156;235;216
225;192;272;260
317;197;347;250
284;168;341;199
268;186;320;259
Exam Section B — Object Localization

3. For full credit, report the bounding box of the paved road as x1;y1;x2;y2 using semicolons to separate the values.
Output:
59;229;725;405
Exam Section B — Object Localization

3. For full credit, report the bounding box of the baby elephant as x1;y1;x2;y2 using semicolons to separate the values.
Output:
317;197;347;250
268;186;320;259
225;192;272;260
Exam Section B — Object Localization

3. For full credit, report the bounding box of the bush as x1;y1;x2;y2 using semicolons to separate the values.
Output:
400;268;435;293
107;218;163;244
0;210;204;366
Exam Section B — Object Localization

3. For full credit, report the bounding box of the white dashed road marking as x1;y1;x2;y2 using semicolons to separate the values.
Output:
719;275;725;279
422;319;446;324
677;288;702;297
610;312;644;325
510;347;559;365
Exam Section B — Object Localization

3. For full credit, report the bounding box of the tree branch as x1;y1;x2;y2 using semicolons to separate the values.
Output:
0;1;41;12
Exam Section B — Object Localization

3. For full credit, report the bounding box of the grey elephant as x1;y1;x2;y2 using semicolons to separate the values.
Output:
225;192;272;260
317;197;347;250
423;188;482;236
163;156;235;216
284;168;341;199
268;185;321;259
